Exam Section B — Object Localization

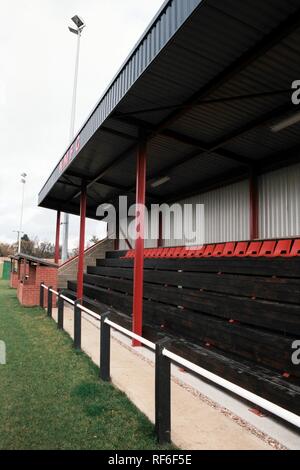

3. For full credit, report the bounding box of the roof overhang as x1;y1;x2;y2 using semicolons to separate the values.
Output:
38;0;300;220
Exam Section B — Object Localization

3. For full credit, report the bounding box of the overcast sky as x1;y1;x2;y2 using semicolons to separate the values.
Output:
0;0;164;249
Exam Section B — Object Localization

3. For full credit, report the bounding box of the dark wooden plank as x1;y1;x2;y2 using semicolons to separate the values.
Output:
87;265;300;304
83;273;300;335
68;280;300;376
169;341;300;415
66;284;300;414
96;257;300;278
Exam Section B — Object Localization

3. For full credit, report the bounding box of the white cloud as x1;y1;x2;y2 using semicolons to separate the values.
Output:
0;0;164;247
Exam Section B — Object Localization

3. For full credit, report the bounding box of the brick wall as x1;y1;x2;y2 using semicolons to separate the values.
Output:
58;238;114;288
17;265;58;307
10;271;18;289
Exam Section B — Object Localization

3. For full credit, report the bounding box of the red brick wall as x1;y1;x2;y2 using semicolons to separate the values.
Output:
17;265;58;307
10;272;18;289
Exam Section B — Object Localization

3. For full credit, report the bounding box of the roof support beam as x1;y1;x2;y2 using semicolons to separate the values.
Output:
162;167;249;204
150;6;300;135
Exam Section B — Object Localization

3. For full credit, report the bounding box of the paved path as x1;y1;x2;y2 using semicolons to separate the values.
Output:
50;304;285;450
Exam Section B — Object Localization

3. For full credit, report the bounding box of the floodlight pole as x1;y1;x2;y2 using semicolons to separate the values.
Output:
62;20;85;262
18;175;26;253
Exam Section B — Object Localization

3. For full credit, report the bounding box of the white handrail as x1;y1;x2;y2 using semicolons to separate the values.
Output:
163;348;300;429
60;294;75;306
77;304;101;321
49;288;59;296
41;284;48;290
105;318;155;350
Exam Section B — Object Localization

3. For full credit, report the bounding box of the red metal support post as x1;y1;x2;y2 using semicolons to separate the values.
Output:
77;182;87;300
250;173;259;240
54;211;61;264
132;137;147;346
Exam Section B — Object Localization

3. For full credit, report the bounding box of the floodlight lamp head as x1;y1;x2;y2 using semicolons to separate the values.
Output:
71;15;85;30
68;26;79;35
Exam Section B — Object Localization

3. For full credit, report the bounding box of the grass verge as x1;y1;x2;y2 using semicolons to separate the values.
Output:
0;280;173;450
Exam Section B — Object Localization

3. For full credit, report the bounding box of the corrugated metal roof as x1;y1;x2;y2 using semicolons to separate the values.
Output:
38;0;203;204
38;0;300;219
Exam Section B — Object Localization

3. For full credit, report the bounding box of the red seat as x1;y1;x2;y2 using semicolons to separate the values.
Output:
144;248;151;258
273;239;292;257
289;239;300;257
124;250;134;258
183;245;204;258
194;246;206;257
167;248;176;258
233;242;248;257
156;248;165;258
212;244;225;257
148;248;157;258
161;248;171;258
223;242;236;257
259;240;276;257
203;244;215;257
148;248;158;258
246;241;262;257
172;247;185;258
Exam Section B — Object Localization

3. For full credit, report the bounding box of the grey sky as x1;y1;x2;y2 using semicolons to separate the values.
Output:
0;0;163;249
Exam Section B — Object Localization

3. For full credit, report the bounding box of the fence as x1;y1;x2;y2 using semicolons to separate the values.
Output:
40;283;300;444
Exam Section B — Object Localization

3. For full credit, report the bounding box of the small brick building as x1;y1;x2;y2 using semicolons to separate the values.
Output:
10;254;58;307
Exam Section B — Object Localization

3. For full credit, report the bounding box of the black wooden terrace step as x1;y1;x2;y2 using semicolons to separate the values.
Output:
95;257;300;278
83;272;300;335
67;279;300;378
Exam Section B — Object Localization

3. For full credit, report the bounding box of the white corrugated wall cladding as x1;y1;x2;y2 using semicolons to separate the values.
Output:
259;163;300;239
162;180;250;246
118;164;300;250
118;213;159;250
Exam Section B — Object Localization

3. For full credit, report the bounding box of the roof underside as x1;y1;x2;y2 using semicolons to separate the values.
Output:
39;0;300;220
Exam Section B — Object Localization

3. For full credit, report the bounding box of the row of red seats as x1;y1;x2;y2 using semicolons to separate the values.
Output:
124;239;300;258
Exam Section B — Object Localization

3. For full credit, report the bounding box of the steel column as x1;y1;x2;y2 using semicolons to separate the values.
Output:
40;282;44;308
47;287;53;317
77;182;87;300
155;338;171;444
54;211;61;264
250;173;259;240
100;312;111;381
74;300;82;349
132;137;147;346
57;293;64;330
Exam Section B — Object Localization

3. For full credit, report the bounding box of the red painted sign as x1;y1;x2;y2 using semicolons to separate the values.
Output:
59;135;81;174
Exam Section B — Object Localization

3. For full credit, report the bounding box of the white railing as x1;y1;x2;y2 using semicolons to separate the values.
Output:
40;283;300;440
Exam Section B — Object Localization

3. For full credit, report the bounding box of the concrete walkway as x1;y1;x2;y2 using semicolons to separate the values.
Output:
50;304;296;450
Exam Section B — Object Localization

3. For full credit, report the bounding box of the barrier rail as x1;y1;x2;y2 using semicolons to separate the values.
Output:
40;282;300;444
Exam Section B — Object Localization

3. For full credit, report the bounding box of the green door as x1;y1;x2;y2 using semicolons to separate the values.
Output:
2;261;10;280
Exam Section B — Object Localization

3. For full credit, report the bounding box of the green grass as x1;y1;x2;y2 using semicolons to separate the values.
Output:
0;281;173;450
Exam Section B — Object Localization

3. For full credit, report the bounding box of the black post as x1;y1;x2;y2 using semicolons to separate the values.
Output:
57;292;64;330
155;338;171;444
74;300;82;350
100;312;111;381
47;286;53;317
40;282;44;308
